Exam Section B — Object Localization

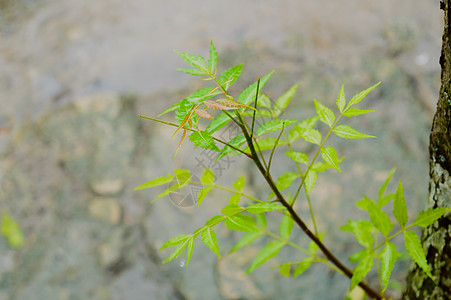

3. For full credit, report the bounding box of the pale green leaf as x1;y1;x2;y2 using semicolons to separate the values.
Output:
229;231;263;253
378;168;396;204
224;215;257;232
304;170;317;195
197;186;213;206
256;120;296;136
273;84;299;117
311;157;345;173
257;94;272;108
247;203;286;213
346;82;381;109
378;193;395;208
404;230;433;279
288;116;319;142
336;84;346;112
160;234;191;250
200;168;215;185
343;108;375;117
333;125;376;139
208;40;217;74
280;263;291;277
300;128;322;145
256;213;267;227
314;99;335;127
201;227;221;258
176;68;205;76
350;255;374;291
349;249;368;263
279;215;294;239
205;112;231;134
221;204;244;216
380;242;400;292
185;237;195;266
393;180;408;228
134;174;174;190
321;146;341;172
175;50;208;72
233;176;245;191
215;135;246;161
339;219;373;248
159;87;219;117
285;151;308;165
247;240;286;273
218;65;243;89
204;215;226;227
238;71;274;105
0;213;24;248
355;195;373;211
293;257;314;277
276;172;298;191
412;208;451;228
153;171;191;202
229;193;241;205
162;236;193;264
367;200;394;237
308;232;324;254
189;131;220;151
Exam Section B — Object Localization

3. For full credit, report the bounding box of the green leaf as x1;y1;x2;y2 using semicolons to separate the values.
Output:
233;176;245;191
276;172;298;191
256;120;296;136
311;157;345;173
247;240;286;273
349;249;368;263
257;94;272;109
229;231;263;253
288;116;320;142
412;208;451;228
205;112;230;134
293;257;314;277
176;68;205;76
355;195;373;211
393;180;408;228
153;169;191;202
175;50;208;72
204;215;226;227
339;220;373;249
308;232;324;254
1;213;24;248
255;137;280;151
175;98;196;124
346;82;380;109
162;236;193;264
218;65;243;89
350;254;374;291
404;230;433;279
378;168;396;204
333;125;376;139
189;131;220;151
285;151;308;165
247;203;286;213
224;215;257;232
314;99;335;127
304;170;317;195
367;200;394;237
197;186;213;206
380;242;400;292
160;234;191;250
255;213;267;227
280;263;291;277
215;135;247;161
221;204;244;216
229;194;241;205
238;71;274;105
159;87;220;117
201;227;221;258
378;193;395;208
185;237;195;266
336;84;346;112
134;174;174;190
208;41;217;74
273;84;299;117
200;168;215;185
321;146;341;172
343;108;375;117
280;215;294;239
299;128;322;145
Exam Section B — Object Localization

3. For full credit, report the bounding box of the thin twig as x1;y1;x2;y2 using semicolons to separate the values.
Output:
251;77;261;140
267;122;285;173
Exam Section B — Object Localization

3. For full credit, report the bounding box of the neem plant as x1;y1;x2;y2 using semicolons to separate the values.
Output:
136;42;450;299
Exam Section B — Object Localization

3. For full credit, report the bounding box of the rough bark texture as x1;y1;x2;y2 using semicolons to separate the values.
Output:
402;1;451;299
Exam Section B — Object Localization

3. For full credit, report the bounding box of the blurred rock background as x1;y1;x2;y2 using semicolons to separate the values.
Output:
0;0;442;299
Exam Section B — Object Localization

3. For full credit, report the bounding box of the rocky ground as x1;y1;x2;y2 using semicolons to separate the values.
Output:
0;0;443;299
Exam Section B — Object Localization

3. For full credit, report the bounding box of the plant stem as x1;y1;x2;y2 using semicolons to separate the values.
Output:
236;112;382;300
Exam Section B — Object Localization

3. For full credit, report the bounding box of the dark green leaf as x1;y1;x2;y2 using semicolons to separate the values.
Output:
380;242;400;292
314;99;335;127
229;231;263;253
404;230;433;279
201;227;221;258
393;180;408;228
189;131;220;151
350;254;373;291
224;215;257;232
134;174;174;190
333;125;376;139
247;240;286;273
273;84;299;117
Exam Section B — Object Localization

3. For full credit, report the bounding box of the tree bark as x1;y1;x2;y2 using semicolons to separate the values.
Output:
403;1;451;299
